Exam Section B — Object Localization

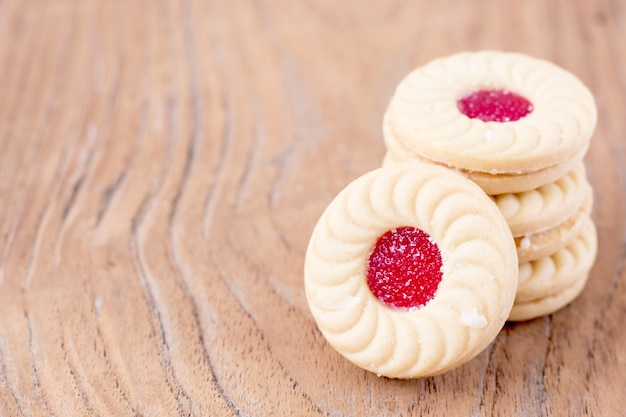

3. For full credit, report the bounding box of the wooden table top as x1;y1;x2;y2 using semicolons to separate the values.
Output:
1;0;625;415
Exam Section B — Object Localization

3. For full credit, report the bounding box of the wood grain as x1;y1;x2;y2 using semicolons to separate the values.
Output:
0;0;625;415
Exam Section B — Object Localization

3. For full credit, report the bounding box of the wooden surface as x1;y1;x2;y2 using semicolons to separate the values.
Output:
0;0;625;416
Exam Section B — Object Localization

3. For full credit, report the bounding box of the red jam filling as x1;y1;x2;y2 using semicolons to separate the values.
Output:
366;227;443;310
457;89;533;122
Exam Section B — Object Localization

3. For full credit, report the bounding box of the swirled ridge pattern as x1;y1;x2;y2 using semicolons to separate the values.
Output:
516;217;597;303
508;269;591;321
515;187;592;263
491;163;588;236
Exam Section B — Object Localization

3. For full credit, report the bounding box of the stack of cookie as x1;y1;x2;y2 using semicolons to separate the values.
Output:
382;51;598;321
303;50;599;379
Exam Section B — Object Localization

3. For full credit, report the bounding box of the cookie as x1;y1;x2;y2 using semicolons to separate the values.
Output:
492;163;588;237
304;163;518;378
382;121;588;194
515;217;597;304
515;186;592;263
384;51;597;174
508;268;591;321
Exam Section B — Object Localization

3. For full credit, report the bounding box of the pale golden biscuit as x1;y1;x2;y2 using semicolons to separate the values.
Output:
508;269;590;321
515;218;597;304
385;51;597;174
304;163;518;379
515;187;593;263
382;121;588;194
492;163;588;237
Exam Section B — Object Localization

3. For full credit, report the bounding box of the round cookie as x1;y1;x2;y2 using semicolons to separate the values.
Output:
492;163;588;237
515;218;597;304
385;50;597;174
304;163;518;379
515;187;592;263
382;130;588;195
508;269;591;321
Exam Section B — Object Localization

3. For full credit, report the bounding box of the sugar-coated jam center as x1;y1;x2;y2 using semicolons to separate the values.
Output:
366;227;443;310
457;89;533;122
